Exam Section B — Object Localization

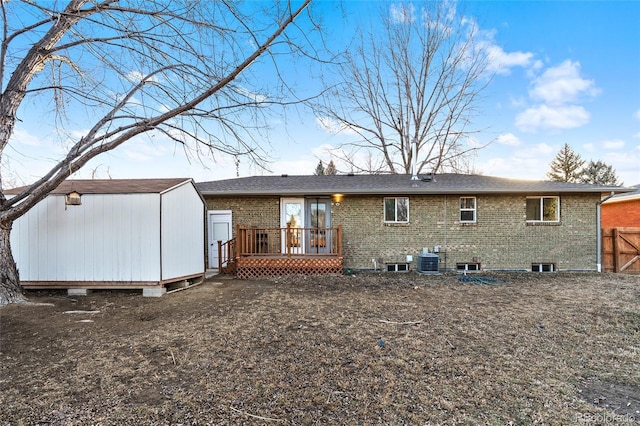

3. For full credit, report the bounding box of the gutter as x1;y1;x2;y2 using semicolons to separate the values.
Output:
596;192;615;272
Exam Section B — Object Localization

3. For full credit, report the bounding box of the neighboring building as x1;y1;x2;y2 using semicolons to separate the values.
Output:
8;178;205;296
197;173;630;277
601;184;640;228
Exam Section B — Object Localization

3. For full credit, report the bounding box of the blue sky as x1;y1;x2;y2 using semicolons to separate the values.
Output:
6;0;640;186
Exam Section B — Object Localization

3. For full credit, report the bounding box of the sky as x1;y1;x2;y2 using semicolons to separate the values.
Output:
5;0;640;187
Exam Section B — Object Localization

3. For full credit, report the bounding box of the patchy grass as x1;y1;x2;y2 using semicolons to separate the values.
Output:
1;272;639;425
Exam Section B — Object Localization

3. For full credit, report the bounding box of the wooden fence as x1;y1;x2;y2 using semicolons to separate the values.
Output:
602;227;640;273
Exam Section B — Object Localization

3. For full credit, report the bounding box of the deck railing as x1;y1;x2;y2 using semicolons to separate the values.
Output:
235;224;342;258
217;238;236;272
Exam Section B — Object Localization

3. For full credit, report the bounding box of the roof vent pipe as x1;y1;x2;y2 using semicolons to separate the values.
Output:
411;138;419;180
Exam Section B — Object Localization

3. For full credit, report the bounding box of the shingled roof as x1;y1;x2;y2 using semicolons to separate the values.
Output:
196;174;631;196
5;178;193;195
603;184;640;203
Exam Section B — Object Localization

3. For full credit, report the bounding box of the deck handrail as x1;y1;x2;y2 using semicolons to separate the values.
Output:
236;224;342;257
217;238;236;271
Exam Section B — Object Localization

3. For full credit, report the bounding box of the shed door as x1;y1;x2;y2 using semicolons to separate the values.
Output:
208;211;232;269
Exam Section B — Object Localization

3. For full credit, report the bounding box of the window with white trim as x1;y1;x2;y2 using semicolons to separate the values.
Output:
384;197;409;223
526;196;559;222
532;263;555;272
459;197;476;222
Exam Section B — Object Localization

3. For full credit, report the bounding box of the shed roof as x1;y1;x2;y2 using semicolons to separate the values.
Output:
196;173;632;196
6;178;193;195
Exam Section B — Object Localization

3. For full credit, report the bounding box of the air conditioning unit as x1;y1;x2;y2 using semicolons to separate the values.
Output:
417;253;439;273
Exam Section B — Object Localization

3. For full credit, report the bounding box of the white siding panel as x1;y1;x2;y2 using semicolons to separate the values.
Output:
11;192;162;283
99;194;161;281
160;182;205;280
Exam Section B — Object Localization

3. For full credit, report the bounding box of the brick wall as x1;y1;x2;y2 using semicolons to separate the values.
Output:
206;197;280;235
332;193;600;272
602;200;640;228
206;193;601;272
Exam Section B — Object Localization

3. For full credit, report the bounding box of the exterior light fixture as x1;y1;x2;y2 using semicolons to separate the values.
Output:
65;191;82;206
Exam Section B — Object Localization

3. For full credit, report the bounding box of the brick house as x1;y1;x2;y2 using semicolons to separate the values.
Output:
601;184;640;228
197;174;630;277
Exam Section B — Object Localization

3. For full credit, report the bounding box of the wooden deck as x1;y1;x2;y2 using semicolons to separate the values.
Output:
218;225;343;279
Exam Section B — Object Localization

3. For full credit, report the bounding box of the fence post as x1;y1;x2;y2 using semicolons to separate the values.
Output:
612;228;620;273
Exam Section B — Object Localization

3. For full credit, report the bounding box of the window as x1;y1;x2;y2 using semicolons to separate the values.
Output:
532;263;555;272
457;263;480;272
459;197;476;222
384;197;409;223
386;263;409;272
526;196;559;222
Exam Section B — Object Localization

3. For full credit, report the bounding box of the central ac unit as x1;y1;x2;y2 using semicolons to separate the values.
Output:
417;253;439;273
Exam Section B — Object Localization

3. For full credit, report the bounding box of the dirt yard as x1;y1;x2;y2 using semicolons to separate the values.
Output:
1;272;639;425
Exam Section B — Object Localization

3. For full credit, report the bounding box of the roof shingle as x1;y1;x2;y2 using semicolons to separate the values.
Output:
196;173;631;196
5;178;192;195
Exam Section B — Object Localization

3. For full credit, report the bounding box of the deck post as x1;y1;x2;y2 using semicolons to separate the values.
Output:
337;224;343;257
237;224;243;256
217;240;223;270
286;222;291;258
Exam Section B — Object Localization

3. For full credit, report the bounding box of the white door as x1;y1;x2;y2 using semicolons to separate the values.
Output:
208;211;232;269
281;198;305;254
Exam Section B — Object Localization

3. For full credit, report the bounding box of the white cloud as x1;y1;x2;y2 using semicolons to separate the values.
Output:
635;109;640;121
496;133;520;146
118;135;174;163
527;142;554;156
232;85;267;103
465;135;483;148
390;3;415;24
10;127;41;147
315;116;357;135
529;60;600;105
601;151;640;185
126;70;159;84
515;104;590;132
602;139;625;150
470;22;535;76
476;142;556;180
485;45;534;75
481;156;544;180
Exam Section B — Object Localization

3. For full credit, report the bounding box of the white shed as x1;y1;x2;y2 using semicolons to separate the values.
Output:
9;178;205;296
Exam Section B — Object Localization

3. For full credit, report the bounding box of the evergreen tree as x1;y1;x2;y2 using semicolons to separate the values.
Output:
314;160;325;175
325;160;338;175
580;160;622;186
546;143;585;182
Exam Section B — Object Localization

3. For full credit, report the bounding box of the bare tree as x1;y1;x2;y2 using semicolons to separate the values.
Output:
315;1;490;174
0;0;314;304
324;160;337;175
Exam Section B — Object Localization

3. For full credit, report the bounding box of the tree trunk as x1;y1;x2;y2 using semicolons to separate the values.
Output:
0;220;26;305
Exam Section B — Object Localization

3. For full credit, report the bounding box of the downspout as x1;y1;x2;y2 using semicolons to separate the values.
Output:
596;192;615;272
